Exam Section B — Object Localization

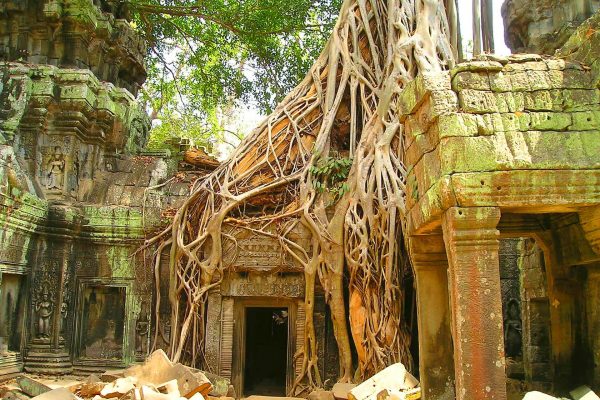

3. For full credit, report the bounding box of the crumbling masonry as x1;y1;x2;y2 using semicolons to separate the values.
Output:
1;1;600;400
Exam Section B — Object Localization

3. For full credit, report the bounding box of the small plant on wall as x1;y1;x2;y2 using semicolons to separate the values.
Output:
309;154;352;204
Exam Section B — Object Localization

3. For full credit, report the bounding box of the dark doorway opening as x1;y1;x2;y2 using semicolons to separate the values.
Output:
244;307;288;396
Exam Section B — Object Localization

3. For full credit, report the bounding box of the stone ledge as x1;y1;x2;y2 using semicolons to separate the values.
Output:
0;62;147;149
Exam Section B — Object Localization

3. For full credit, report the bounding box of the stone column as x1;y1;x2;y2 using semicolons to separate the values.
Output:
409;234;455;399
204;289;223;370
442;207;506;400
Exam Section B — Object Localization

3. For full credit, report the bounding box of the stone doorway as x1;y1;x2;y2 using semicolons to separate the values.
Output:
232;298;296;397
243;307;288;396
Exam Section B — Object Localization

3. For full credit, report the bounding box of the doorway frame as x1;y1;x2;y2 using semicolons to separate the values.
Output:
232;297;297;397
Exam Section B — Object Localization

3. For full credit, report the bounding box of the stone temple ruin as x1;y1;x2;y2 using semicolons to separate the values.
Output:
1;1;600;400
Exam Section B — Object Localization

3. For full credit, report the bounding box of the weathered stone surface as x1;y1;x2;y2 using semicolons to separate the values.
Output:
30;387;79;400
332;383;357;400
309;389;335;400
0;0;146;95
124;350;212;398
16;375;52;397
501;0;599;54
558;9;600;87
571;386;600;400
68;381;107;397
522;392;558;400
100;377;136;398
348;363;417;400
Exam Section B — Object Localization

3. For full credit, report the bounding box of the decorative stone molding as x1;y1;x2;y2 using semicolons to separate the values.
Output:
0;0;146;95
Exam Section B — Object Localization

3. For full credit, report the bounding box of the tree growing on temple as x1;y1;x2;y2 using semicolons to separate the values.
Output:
145;0;454;392
125;0;342;150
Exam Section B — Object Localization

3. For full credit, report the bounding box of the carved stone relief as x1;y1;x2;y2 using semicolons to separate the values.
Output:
44;146;66;191
32;266;59;343
221;273;305;298
134;301;150;360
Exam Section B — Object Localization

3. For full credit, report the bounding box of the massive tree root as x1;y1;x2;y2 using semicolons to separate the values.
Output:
146;0;453;391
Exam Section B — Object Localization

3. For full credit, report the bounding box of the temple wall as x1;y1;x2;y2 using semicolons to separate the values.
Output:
0;0;198;377
0;0;146;95
400;14;600;394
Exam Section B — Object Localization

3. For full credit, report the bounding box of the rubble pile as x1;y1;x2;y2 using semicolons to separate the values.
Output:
0;351;234;400
309;363;420;400
523;386;600;400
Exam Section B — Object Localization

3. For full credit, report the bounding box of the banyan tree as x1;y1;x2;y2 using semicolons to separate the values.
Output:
146;0;457;390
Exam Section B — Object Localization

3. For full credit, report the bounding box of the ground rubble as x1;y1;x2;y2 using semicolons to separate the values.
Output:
523;386;600;400
5;355;596;400
309;363;420;400
0;350;235;400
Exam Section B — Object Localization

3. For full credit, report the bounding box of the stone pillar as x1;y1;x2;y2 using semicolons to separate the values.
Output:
442;207;506;400
409;234;455;399
204;289;223;370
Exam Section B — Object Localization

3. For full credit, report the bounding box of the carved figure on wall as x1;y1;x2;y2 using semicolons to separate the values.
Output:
135;311;149;356
504;298;523;358
59;301;68;336
45;146;65;190
35;286;54;340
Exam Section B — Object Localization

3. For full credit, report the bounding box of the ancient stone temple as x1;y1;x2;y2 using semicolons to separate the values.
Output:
0;0;181;377
405;23;600;400
0;3;336;396
1;1;600;400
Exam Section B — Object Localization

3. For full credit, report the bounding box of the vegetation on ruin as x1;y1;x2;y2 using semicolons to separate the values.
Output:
144;0;454;393
128;0;343;150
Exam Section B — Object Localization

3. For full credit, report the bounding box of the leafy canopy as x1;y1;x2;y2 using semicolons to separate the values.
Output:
126;0;342;152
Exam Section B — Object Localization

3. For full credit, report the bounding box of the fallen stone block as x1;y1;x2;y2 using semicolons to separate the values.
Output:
101;369;126;382
333;383;357;400
31;387;80;400
139;384;187;400
67;381;108;397
245;396;304;400
155;380;181;397
376;388;421;400
125;350;212;398
570;386;600;400
348;363;418;400
86;374;102;383
100;377;137;398
522;392;558;400
308;389;335;400
16;375;52;397
3;389;32;400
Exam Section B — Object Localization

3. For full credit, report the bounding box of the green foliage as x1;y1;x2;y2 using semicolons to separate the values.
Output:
309;155;352;203
128;0;343;151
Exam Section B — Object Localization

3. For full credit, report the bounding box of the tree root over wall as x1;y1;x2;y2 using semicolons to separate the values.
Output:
145;0;454;393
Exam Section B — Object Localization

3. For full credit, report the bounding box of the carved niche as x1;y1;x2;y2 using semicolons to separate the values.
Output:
37;135;72;198
36;134;100;200
31;265;60;344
